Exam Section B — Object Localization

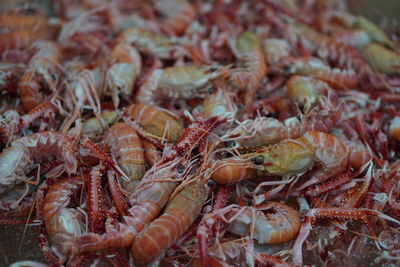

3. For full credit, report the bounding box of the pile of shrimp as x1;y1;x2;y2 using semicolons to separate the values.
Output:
2;0;400;266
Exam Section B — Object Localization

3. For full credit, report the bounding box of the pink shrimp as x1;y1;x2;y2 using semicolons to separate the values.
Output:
153;0;196;36
230;31;267;108
106;43;142;108
18;41;62;111
0;131;78;194
42;176;85;259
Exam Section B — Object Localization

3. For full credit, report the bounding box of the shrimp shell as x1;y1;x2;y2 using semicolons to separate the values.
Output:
228;202;300;244
104;122;145;192
131;177;208;262
0;131;77;193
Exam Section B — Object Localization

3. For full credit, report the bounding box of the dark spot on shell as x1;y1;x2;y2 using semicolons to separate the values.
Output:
252;156;264;165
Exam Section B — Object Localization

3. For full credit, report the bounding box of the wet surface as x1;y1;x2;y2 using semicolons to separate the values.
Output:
0;224;45;266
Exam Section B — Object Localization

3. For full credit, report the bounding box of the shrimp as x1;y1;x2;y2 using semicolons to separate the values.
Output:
106;43;142;108
153;0;196;36
62;66;103;132
1;101;58;144
75;116;224;252
0;63;25;93
0;131;78;194
281;57;359;89
223;111;341;152
227;202;300;244
136;65;228;103
57;5;109;54
263;38;292;65
75;156;193;252
18;41;62;111
354;16;395;49
42;176;85;257
251;131;370;188
157;65;228;98
286;75;338;115
389;117;400;141
210;156;256;184
0;13;49;32
196;202;300;266
288;21;369;71
119;27;184;59
202;87;236;120
230;31;267;107
87;164;106;234
0;30;48;57
104;122;145;192
81;110;118;138
131;175;209;262
142;140;162;167
361;43;400;75
125;103;184;143
331;29;371;48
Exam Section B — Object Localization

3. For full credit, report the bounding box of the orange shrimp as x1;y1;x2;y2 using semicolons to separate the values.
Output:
361;43;400;75
142;139;162;166
227;202;300;244
210;156;256;184
76;116;223;252
0;13;49;31
106;43;142;108
0;30;48;56
119;27;185;59
153;0;196;36
289;21;369;71
251;131;370;188
131;176;209;262
223;111;341;152
136;65;228;104
125;103;185;143
230;31;267;107
75;156;193;252
19;41;62;111
282;57;359;90
286;75;339;115
202;87;236;120
104;122;146;192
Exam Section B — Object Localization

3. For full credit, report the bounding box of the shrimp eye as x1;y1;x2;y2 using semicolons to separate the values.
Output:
208;87;215;94
177;164;185;174
224;140;236;148
207;179;215;186
252;156;264;165
283;65;292;73
209;67;218;72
